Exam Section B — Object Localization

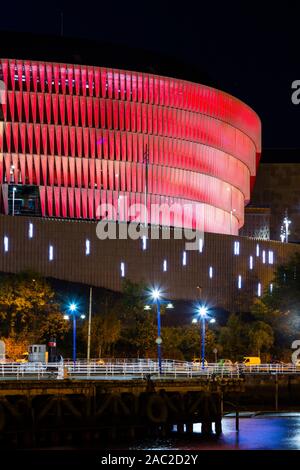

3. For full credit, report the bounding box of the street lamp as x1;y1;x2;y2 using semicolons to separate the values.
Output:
12;187;17;216
192;305;215;369
63;302;85;363
280;209;291;243
143;144;149;228
146;287;173;374
70;303;78;363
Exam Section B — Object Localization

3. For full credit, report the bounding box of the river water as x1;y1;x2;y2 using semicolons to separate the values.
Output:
131;413;300;450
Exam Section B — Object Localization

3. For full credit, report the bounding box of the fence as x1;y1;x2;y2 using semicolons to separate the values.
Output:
0;360;299;380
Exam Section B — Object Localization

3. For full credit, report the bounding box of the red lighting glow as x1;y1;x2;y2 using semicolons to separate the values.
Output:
0;59;261;235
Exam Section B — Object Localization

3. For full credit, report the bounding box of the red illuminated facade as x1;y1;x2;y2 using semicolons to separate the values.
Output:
0;59;261;235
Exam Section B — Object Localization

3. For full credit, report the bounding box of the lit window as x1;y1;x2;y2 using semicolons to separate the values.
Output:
4;236;8;252
268;251;274;264
163;259;167;272
198;238;203;253
234;241;240;255
85;239;90;255
209;266;213;278
249;255;253;270
49;245;54;261
142;236;147;250
256;244;260;257
262;250;266;264
182;251;187;266
257;282;262;297
270;283;273;293
28;223;33;239
238;275;242;289
120;262;125;277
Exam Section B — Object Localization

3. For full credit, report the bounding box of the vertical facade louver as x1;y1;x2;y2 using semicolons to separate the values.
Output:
0;59;261;235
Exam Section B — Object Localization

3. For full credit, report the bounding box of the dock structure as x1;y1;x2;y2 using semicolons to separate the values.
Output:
0;377;243;448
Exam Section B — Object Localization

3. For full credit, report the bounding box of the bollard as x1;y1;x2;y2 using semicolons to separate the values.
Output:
235;408;239;432
275;374;279;411
63;366;69;379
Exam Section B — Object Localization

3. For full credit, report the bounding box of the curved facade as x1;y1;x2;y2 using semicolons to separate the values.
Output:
1;215;300;312
0;59;261;235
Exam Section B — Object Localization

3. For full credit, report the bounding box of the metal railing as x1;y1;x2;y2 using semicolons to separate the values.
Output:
0;361;300;380
0;362;62;380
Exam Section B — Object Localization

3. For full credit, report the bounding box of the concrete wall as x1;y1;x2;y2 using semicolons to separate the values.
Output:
1;215;300;311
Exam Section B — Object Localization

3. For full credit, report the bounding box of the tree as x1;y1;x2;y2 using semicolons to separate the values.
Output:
161;327;183;359
0;271;70;344
120;310;157;358
178;324;216;361
248;321;274;357
80;311;121;358
2;335;29;361
249;253;300;357
268;253;300;311
132;311;157;357
113;279;156;357
232;272;260;313
160;324;217;361
38;312;70;343
218;313;249;360
0;271;56;336
251;298;280;325
121;279;146;316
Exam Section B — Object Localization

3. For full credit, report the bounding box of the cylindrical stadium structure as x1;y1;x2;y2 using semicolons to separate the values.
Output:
0;59;261;235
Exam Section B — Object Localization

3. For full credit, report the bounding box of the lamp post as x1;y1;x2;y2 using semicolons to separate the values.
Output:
192;306;215;369
145;288;173;374
10;165;16;216
12;187;17;216
64;303;85;363
87;287;93;362
143;144;149;228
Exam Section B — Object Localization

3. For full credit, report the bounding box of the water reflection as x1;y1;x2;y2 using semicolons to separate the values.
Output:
132;414;300;450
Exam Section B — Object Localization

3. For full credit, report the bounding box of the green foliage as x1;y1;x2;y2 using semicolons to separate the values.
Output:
2;334;29;361
248;253;300;356
5;260;300;361
248;321;274;357
38;312;70;342
124;310;157;357
0;271;69;342
80;310;121;357
121;279;146;315
267;253;300;311
164;324;215;361
219;314;248;360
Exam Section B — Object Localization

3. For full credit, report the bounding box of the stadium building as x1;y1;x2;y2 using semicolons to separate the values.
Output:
0;52;298;311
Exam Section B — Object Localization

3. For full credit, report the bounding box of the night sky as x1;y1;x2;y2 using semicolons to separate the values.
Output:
1;1;300;162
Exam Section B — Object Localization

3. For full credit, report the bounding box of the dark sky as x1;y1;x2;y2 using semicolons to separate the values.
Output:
0;1;300;162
